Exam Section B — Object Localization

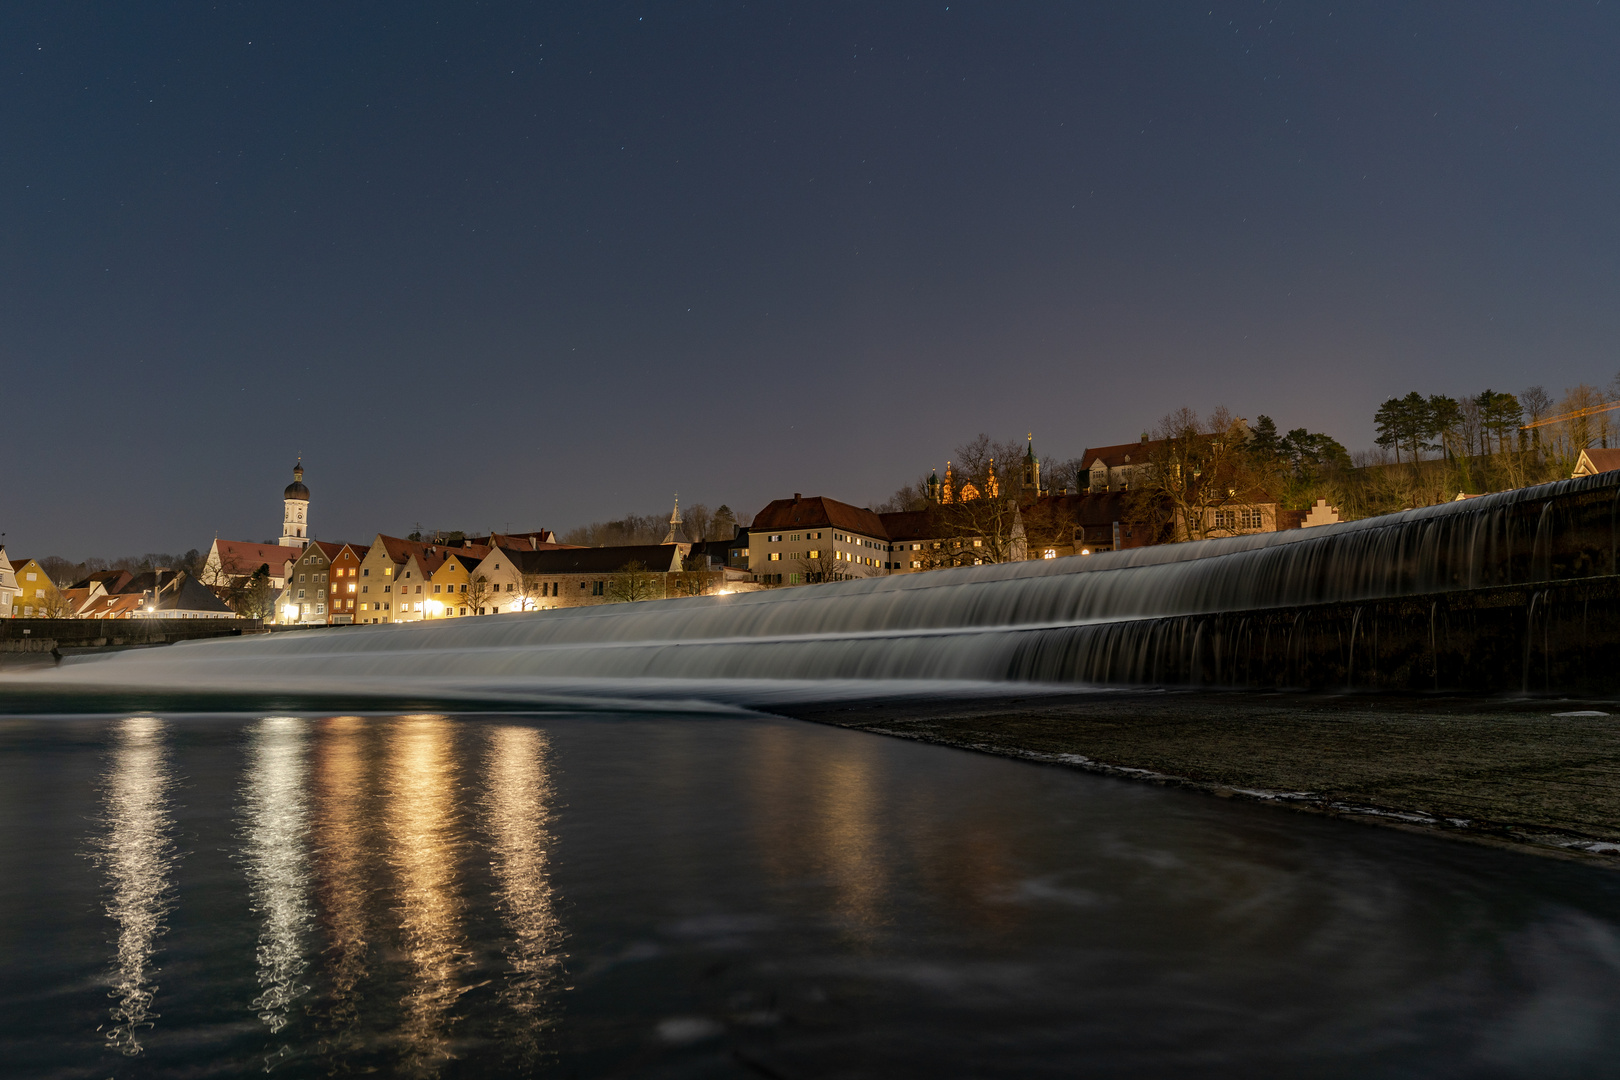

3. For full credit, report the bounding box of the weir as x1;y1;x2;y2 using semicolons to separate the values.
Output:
12;474;1620;706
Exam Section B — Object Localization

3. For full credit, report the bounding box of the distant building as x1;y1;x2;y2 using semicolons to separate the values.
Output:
478;544;687;609
0;548;16;618
748;495;891;585
281;461;311;547
204;539;305;592
1573;448;1620;478
353;535;490;624
9;558;65;617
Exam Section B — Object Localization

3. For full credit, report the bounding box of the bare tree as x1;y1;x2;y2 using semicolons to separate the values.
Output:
561;513;666;547
794;546;850;584
875;477;930;513
683;503;714;544
1125;407;1258;542
606;560;664;603
671;558;720;596
466;573;495;614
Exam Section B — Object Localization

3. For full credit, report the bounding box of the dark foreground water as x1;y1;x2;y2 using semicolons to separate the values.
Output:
3;712;1620;1079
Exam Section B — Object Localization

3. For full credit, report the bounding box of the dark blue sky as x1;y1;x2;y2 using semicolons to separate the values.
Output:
8;2;1619;557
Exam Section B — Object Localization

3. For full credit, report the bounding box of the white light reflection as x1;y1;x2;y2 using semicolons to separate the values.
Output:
94;716;178;1057
483;726;564;1056
241;715;314;1054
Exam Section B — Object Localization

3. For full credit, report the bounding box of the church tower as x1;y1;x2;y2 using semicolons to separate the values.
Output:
281;461;310;548
662;497;689;544
1022;435;1042;499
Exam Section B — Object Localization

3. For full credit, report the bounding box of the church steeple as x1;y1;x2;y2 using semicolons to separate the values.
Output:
662;496;689;545
281;458;310;548
1022;434;1041;498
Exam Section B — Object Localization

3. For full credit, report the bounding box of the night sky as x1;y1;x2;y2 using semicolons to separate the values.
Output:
8;2;1619;558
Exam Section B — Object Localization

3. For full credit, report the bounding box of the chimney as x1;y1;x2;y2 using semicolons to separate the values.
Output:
793;493;801;502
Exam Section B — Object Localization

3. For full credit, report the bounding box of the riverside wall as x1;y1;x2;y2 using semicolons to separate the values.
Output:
0;618;260;657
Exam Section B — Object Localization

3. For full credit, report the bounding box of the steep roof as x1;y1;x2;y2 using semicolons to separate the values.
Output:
1577;448;1620;475
878;509;943;541
296;541;345;562
214;540;305;575
68;569;134;593
335;543;370;561
499;544;683;575
151;575;234;615
750;495;888;539
1081;439;1161;470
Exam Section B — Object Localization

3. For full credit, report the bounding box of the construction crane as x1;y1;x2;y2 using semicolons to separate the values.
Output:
1520;400;1620;431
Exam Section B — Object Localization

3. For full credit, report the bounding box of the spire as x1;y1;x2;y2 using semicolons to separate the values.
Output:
1025;434;1036;462
662;496;689;544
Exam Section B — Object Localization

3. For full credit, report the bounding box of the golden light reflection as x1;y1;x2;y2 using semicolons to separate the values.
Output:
311;715;373;1047
241;716;314;1051
95;716;177;1057
482;726;564;1058
817;745;889;934
385;715;469;1072
748;725;890;937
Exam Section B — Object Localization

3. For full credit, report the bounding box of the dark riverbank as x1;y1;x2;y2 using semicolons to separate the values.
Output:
770;691;1620;865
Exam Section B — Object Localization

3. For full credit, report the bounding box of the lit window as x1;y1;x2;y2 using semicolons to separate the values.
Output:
769;553;781;561
1043;549;1057;559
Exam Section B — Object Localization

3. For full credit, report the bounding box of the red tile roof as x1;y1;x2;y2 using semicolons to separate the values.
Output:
751;496;888;539
214;540;305;575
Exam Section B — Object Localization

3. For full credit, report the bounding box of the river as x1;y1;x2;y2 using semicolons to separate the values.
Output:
3;710;1617;1078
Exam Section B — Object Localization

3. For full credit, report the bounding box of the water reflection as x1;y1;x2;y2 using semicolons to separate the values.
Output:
482;726;564;1059
94;716;178;1056
748;725;891;936
385;716;470;1073
240;716;314;1061
311;716;374;1049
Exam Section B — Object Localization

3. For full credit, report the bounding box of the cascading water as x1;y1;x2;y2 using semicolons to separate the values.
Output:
12;474;1620;706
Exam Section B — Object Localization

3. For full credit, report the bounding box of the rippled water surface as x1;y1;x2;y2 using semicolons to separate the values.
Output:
3;711;1619;1078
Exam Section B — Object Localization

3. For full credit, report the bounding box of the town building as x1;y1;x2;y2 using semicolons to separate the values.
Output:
128;570;234;618
0;548;16;618
426;551;487;618
281;461;311;547
203;539;305;593
327;543;370;623
352;535;491;624
10;558;66;617
748;495;891;584
282;541;345;625
1573;448;1620;478
477;544;687;609
1084;437;1156;493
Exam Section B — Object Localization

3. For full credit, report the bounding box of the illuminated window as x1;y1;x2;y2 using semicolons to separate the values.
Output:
769;552;781;561
1043;549;1057;559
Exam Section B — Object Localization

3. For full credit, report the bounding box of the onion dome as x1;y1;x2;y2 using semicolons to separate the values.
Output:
284;462;309;501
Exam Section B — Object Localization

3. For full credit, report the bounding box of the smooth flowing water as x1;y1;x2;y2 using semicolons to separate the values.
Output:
15;475;1620;705
4;710;1619;1078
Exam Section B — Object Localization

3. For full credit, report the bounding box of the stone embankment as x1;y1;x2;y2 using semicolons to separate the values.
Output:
776;691;1620;866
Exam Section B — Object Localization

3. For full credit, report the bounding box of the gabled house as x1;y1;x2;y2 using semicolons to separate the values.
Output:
748;495;890;585
1573;448;1620;478
478;544;686;609
204;539;305;592
10;558;67;617
281;541;345;625
0;548;16;618
327;543;371;624
353;535;490;624
426;551;487;618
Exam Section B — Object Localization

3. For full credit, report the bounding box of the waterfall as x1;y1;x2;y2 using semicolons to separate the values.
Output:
18;474;1620;705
